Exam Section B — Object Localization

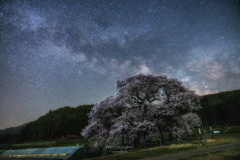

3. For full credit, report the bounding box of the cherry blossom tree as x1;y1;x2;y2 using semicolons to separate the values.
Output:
82;74;201;148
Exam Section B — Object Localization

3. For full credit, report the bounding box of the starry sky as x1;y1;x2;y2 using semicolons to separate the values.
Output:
0;0;240;129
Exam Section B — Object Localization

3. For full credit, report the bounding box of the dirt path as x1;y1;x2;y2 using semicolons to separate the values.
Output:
141;142;240;160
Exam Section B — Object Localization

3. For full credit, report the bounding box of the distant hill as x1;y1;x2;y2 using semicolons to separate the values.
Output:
200;89;240;126
17;104;93;142
0;123;28;135
202;89;240;105
1;89;240;144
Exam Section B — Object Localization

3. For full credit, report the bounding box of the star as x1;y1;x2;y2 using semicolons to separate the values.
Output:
0;0;239;129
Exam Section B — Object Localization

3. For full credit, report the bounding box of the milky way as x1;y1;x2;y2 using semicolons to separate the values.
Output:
0;0;240;129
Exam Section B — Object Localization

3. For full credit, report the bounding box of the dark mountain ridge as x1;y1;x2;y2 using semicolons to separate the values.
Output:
1;89;239;144
0;123;28;135
0;104;93;144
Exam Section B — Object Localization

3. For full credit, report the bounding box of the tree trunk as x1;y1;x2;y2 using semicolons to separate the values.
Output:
200;110;205;127
134;134;140;148
143;132;146;148
168;132;173;142
122;133;125;146
157;125;165;142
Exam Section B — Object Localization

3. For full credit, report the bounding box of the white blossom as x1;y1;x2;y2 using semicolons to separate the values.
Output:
82;74;201;148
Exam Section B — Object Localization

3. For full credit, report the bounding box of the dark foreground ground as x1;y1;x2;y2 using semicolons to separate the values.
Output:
141;142;240;160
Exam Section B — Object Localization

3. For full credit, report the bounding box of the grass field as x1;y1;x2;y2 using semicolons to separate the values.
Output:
74;132;240;160
1;126;240;160
181;148;240;160
0;150;5;154
0;138;88;150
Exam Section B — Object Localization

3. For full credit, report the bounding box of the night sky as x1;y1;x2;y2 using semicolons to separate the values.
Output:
0;0;240;129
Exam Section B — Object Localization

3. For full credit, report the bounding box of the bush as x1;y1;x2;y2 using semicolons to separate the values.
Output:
69;145;103;160
227;126;240;133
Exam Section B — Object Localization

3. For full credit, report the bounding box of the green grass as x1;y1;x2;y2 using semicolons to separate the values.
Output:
0;150;5;154
77;133;240;160
180;148;240;160
69;144;199;160
196;126;240;134
11;141;57;148
1;126;240;160
55;138;89;147
0;138;89;150
93;145;198;160
202;133;240;147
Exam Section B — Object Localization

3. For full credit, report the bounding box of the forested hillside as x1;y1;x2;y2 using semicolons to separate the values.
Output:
200;89;240;126
1;89;240;144
17;105;92;142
